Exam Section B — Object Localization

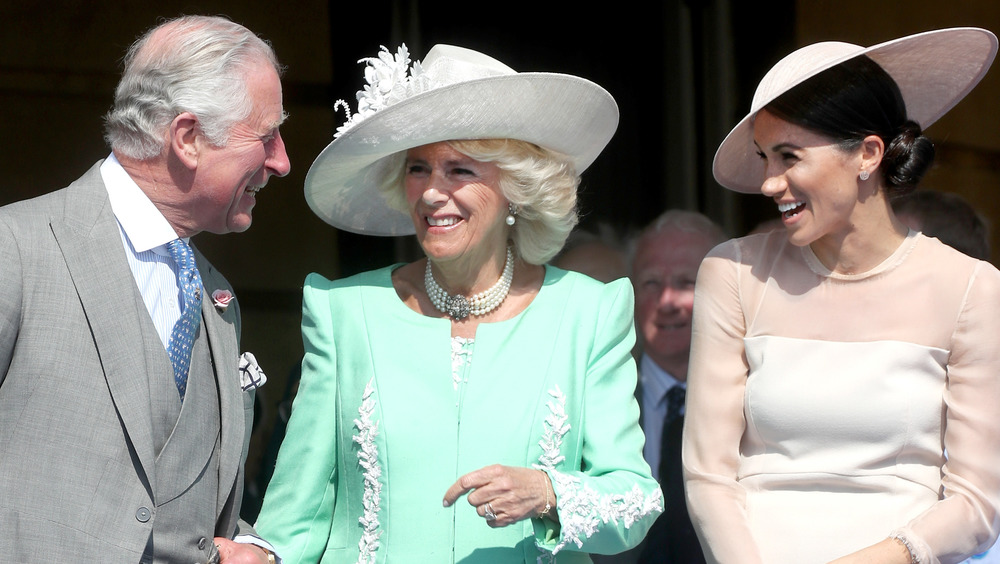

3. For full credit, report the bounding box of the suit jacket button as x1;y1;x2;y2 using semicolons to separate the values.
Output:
198;537;208;550
135;507;151;522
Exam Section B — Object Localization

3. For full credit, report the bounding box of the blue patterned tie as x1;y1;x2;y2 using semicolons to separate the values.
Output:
166;239;203;400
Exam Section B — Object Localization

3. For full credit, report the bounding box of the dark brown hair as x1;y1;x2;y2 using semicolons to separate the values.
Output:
766;55;935;195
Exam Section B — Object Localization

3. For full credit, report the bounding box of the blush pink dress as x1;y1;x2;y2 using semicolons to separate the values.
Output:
684;230;1000;564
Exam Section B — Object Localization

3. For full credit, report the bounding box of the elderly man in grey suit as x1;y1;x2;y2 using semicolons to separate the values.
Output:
0;15;289;564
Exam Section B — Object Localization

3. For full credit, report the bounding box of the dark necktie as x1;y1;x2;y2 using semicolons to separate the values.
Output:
166;239;203;400
664;384;686;427
658;384;687;482
658;384;687;483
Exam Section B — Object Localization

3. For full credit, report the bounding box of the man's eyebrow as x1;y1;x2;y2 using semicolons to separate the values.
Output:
267;110;289;132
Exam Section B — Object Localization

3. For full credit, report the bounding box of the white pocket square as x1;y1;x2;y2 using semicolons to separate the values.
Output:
239;352;267;391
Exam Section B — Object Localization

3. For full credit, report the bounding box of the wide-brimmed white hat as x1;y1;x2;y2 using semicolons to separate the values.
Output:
304;44;619;235
714;27;997;193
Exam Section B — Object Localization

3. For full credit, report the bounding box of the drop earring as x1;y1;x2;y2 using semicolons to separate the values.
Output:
506;203;517;226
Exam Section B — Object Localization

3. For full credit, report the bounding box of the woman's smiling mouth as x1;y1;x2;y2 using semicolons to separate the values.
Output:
778;201;806;220
427;216;460;227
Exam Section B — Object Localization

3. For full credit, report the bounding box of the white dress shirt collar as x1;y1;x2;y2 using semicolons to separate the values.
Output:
101;153;182;252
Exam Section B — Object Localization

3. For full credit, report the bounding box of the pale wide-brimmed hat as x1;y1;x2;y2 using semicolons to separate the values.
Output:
305;44;619;235
714;27;998;193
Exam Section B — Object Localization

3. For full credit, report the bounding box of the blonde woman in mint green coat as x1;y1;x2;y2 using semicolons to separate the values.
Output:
255;44;662;563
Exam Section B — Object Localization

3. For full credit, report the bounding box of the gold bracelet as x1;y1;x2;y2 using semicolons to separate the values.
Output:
538;470;552;518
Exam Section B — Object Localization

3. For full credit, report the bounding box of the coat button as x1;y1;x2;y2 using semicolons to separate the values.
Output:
135;507;151;522
198;537;208;550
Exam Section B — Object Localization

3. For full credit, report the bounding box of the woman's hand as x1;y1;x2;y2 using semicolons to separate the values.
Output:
442;465;556;527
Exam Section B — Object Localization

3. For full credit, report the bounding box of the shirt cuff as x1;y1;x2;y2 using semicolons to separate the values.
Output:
234;534;282;563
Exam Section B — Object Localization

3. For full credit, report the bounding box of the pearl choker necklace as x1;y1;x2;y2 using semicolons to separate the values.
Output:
425;247;514;320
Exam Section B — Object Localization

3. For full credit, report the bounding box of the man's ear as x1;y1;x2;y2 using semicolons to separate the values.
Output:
170;112;200;170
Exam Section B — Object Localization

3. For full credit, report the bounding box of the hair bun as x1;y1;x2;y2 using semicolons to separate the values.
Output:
882;120;934;192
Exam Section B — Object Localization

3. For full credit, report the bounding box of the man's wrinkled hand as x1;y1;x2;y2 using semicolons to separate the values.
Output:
213;537;270;564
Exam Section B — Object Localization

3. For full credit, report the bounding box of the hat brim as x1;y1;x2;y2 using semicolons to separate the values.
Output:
713;27;998;193
305;72;619;235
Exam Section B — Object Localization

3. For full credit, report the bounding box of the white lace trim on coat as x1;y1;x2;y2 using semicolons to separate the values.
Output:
450;336;474;390
545;471;663;555
536;386;570;468
353;378;382;564
533;386;664;558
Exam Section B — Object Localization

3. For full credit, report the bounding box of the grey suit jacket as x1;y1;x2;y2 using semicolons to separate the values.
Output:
0;162;255;562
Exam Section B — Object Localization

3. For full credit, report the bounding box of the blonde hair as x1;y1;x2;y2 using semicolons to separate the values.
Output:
378;139;580;264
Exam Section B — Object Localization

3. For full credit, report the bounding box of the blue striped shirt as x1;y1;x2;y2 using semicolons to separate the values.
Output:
101;154;187;350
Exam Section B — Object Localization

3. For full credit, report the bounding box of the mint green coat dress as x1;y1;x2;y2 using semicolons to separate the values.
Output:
256;265;662;563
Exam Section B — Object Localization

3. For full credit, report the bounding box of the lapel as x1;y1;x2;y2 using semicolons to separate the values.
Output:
49;162;158;488
194;247;244;511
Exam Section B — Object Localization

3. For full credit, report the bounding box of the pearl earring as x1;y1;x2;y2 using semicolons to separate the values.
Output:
859;170;870;181
506;203;517;226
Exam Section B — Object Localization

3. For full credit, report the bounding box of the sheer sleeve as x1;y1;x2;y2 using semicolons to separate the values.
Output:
683;241;763;564
897;262;1000;563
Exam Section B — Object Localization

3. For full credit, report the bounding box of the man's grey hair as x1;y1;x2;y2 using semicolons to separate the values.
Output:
104;15;281;160
628;210;728;269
